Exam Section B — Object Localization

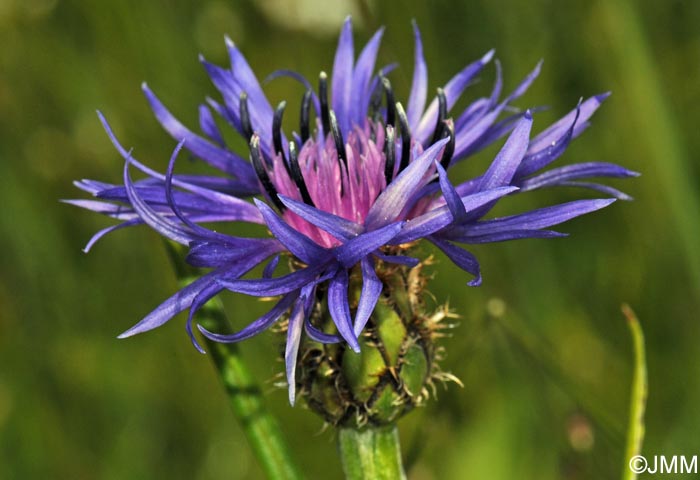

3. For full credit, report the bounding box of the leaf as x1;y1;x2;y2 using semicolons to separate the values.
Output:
621;304;647;480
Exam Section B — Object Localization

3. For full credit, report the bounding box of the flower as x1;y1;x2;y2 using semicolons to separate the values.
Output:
68;17;637;405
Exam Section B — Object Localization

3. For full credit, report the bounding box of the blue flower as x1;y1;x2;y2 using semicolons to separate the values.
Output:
68;17;637;404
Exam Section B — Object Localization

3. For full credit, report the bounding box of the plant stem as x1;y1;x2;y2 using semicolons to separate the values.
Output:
338;426;406;480
621;304;647;480
165;242;303;480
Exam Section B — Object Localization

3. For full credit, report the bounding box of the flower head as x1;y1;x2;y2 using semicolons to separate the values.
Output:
69;17;636;405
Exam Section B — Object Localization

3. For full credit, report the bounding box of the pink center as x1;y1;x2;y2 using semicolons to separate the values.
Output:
269;120;432;248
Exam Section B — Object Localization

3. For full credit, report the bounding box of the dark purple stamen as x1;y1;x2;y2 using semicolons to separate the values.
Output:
380;75;395;127
431;88;447;144
383;124;396;185
239;92;253;141
300;90;312;144
273;101;287;165
319;72;330;137
288;140;315;206
249;134;285;212
395;102;411;173
329;110;347;169
438;120;456;170
369;81;384;124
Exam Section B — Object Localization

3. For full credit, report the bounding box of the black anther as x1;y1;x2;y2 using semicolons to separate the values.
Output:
439;120;456;170
273;101;287;165
384;125;396;185
319;72;330;137
395;102;411;173
329;110;347;169
249;134;285;212
300;90;312;144
380;76;395;127
288;141;315;206
431;88;448;144
239;92;253;141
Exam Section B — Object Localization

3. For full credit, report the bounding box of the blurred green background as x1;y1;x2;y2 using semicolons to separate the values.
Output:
1;0;699;478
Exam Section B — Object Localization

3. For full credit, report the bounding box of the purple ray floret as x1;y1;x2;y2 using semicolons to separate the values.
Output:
68;16;636;404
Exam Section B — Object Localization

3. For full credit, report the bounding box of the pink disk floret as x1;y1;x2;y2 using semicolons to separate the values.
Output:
273;120;422;248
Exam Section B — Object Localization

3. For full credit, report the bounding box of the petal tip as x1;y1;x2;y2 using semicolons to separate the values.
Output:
595;91;612;103
117;330;134;339
481;49;496;64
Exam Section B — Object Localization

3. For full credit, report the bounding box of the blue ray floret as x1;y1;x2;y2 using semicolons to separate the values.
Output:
68;17;637;404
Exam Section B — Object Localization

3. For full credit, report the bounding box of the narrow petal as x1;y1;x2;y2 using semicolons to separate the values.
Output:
478;111;533;190
162;174;259;197
123;160;195;245
141;86;255;182
224;37;274;129
218;263;330;297
263;255;281;278
488;59;504;107
556;181;634;201
162;142;268;253
430;236;482;286
392;186;518;244
305;318;342;344
199;62;247;135
332;16;354;134
518;162;639;191
183;281;223;353
350;27;384;125
353;257;382;335
448;198;616;239
301;284;342;343
327;269;360;352
123;150;263;220
335;222;404;267
504;60;542;103
118;249;277;339
452;104;507;161
62;199;135;217
82;218;141;253
436;161;467;223
515;102;581;178
365;137;449;229
285;297;305;405
415;49;494;142
452;229;567;244
455;109;534;160
278;195;362;241
264;69;320;115
527;93;609;153
198;104;225;147
118;270;220;339
186;240;281;268
373;252;420;267
198;292;296;343
407;21;428;130
255;199;329;264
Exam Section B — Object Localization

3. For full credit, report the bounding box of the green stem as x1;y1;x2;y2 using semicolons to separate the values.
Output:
338;426;406;480
164;242;303;480
621;304;647;480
